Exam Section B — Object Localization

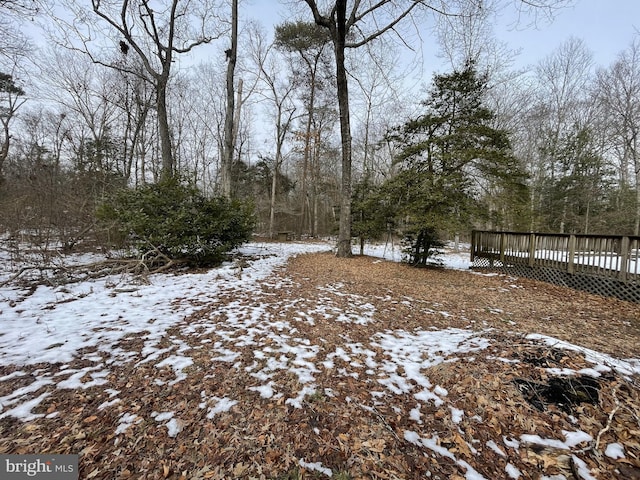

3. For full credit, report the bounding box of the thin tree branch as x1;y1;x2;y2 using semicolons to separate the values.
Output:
303;0;332;29
347;1;455;49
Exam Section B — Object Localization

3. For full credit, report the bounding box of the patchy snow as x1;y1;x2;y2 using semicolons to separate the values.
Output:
527;333;640;377
450;406;464;424
505;463;522;479
115;412;142;435
155;355;194;385
571;455;598;480
165;418;183;438
487;440;506;457
604;442;625;459
56;365;110;389
299;458;333;477
409;404;422;423
249;382;276;399
150;411;182;436
204;396;238;419
520;430;592;452
0;391;51;422
151;411;174;422
285;385;318;409
0;241;331;368
405;430;489;479
1;239;638;477
562;430;593;448
363;241;472;270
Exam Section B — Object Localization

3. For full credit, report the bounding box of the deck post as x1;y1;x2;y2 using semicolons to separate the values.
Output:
470;230;477;263
528;233;536;268
567;235;576;274
500;232;506;266
620;236;630;281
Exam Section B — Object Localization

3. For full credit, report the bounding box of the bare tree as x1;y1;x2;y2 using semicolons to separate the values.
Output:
35;47;155;183
189;61;228;191
114;60;156;184
0;69;26;180
220;0;238;197
274;20;332;236
597;38;640;235
435;0;494;69
301;0;428;256
300;0;572;257
0;0;36;62
0;0;35;180
38;49;117;150
47;0;224;181
534;37;595;232
349;40;406;182
251;29;299;238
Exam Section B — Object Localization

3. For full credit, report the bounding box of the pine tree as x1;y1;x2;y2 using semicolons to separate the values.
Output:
383;61;527;265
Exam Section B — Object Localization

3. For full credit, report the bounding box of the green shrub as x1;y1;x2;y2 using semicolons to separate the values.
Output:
98;178;255;266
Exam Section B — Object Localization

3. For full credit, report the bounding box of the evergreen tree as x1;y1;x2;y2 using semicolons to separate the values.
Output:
351;175;394;255
0;71;26;181
383;61;527;264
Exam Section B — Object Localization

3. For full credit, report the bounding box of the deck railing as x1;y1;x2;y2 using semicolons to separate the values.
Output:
471;230;640;302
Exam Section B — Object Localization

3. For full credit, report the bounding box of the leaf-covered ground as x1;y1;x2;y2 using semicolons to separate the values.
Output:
1;243;639;479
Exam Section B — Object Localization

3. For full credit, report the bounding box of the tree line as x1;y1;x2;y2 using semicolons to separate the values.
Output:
1;0;638;263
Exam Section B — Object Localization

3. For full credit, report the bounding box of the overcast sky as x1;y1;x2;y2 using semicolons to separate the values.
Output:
227;0;640;147
18;1;639;76
243;0;639;72
13;0;639;122
498;0;639;68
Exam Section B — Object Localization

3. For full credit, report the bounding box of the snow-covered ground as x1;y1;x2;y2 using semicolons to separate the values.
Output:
363;241;472;270
483;247;639;275
0;240;637;479
0;242;333;367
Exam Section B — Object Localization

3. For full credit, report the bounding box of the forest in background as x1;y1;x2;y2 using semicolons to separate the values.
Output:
1;0;639;259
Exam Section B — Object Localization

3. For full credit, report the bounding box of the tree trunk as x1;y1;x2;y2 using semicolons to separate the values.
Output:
334;0;352;257
269;101;290;239
221;0;238;197
269;162;278;239
635;164;640;235
311;128;320;236
362;97;372;174
559;196;567;234
299;78;316;237
233;78;243;154
156;77;173;181
0;118;9;180
313;190;319;237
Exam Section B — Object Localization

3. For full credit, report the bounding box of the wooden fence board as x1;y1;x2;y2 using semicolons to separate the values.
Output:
471;230;640;303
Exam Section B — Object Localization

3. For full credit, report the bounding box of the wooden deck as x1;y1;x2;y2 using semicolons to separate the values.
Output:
471;230;640;303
